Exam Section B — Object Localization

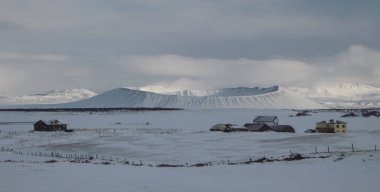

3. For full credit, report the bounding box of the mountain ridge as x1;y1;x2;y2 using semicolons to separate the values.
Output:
53;86;325;109
2;83;379;109
0;88;97;105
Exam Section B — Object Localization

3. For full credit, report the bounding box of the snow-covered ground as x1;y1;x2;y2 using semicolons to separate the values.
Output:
1;153;379;192
0;109;379;191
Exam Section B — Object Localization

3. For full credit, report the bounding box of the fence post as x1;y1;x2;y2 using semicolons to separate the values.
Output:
375;145;377;151
351;144;355;152
328;146;330;153
315;145;317;154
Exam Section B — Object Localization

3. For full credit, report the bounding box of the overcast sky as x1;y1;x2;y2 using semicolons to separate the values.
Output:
1;0;380;95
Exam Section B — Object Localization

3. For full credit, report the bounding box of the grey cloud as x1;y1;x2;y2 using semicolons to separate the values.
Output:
0;45;379;95
0;20;25;32
312;45;380;86
117;54;314;90
1;0;379;58
0;53;67;61
117;45;380;90
0;1;379;94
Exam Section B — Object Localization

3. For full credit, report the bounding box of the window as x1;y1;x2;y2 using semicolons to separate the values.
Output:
336;125;339;128
342;125;345;128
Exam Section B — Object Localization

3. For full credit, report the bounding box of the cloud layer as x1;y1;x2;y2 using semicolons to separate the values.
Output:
1;45;379;94
120;45;380;90
0;1;380;94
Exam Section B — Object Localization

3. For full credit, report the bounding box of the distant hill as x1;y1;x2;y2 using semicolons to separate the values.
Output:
0;89;97;106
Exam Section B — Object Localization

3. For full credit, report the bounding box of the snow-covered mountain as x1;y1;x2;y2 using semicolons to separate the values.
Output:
289;83;380;108
0;89;97;105
133;86;279;97
3;84;379;109
56;86;325;109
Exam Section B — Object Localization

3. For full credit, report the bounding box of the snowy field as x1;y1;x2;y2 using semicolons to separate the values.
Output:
0;109;379;192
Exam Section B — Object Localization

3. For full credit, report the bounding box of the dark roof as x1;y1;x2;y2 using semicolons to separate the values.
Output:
244;123;271;131
253;116;278;122
34;119;67;125
317;120;346;124
212;124;232;129
34;120;47;125
270;125;295;133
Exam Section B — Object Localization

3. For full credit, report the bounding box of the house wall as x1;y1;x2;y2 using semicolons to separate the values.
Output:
316;127;335;133
34;121;48;131
334;123;347;133
316;123;347;133
49;124;67;131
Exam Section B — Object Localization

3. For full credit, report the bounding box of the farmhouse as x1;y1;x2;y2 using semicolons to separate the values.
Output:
315;119;347;133
34;120;67;132
253;116;279;126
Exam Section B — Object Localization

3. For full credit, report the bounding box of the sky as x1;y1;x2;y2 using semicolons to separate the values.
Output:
1;0;380;95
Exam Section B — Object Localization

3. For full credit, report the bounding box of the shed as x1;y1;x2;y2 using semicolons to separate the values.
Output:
296;111;311;116
34;120;67;131
253;116;279;126
210;124;234;132
244;123;272;132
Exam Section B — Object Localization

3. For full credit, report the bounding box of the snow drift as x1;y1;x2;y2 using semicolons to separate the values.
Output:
57;86;325;109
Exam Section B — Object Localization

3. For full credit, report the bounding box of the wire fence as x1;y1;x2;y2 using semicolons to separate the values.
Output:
0;143;378;167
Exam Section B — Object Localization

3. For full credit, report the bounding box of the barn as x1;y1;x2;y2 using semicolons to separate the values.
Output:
253;116;279;126
34;120;67;132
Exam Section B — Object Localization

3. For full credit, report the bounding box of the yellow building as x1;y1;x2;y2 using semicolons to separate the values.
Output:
315;119;347;133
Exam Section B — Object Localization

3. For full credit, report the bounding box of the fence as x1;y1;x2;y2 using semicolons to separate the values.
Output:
0;144;378;167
